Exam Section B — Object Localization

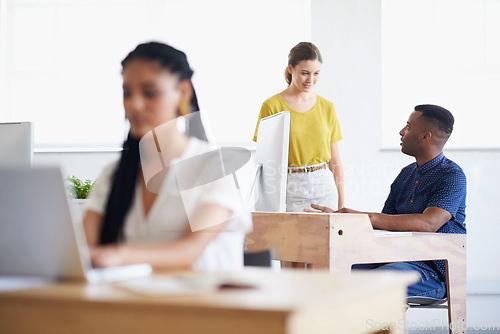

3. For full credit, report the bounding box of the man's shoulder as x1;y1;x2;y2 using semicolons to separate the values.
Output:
424;156;467;194
439;156;466;179
442;156;464;170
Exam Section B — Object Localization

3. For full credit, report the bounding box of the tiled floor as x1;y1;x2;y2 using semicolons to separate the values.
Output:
405;294;500;333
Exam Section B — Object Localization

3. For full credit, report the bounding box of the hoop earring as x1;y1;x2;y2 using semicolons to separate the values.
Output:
179;100;190;116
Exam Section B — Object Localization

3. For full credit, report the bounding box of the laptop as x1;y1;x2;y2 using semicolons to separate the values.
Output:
0;166;152;284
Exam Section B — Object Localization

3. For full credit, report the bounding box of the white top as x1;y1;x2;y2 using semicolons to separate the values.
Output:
87;137;252;271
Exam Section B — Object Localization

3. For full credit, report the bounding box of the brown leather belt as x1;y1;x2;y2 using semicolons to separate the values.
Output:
288;162;327;174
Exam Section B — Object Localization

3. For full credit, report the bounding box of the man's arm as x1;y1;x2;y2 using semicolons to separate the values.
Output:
308;204;452;233
365;207;451;232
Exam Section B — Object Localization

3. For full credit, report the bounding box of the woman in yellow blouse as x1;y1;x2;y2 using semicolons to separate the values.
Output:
253;42;344;212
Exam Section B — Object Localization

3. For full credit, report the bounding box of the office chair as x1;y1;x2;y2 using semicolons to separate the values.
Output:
243;250;272;267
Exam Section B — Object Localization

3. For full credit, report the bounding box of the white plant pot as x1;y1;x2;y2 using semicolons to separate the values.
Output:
69;199;90;221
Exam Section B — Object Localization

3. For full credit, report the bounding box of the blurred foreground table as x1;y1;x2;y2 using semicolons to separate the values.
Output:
0;268;417;334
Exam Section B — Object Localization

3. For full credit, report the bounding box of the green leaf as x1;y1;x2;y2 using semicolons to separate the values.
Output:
65;175;95;199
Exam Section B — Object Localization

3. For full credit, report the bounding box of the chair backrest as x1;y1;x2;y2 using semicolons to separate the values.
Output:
243;250;272;267
408;296;448;308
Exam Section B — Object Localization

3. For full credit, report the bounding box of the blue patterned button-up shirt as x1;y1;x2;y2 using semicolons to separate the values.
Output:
382;153;467;282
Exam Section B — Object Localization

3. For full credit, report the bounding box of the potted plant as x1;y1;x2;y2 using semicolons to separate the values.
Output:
65;176;95;219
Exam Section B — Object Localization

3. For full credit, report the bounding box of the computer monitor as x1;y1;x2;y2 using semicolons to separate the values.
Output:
0;122;34;167
254;111;290;212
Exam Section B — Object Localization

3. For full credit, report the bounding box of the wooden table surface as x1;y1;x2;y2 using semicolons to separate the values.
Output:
0;268;417;334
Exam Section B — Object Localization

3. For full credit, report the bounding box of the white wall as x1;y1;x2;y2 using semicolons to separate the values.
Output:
34;151;119;182
1;0;310;148
34;0;499;293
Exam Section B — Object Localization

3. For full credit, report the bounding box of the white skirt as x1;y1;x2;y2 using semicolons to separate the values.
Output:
286;163;338;212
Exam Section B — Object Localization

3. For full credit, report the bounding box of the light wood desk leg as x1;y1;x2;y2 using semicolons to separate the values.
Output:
447;259;467;334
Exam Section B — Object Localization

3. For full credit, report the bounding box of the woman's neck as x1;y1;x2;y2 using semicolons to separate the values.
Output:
138;126;189;195
158;128;190;165
282;84;315;100
280;86;317;113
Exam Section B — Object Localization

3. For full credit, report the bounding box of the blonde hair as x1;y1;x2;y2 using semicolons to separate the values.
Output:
284;42;323;85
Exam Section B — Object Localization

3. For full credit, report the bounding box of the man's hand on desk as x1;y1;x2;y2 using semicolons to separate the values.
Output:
335;207;362;214
304;204;362;214
305;203;452;232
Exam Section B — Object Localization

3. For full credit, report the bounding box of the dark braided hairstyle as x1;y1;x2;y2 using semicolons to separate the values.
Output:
99;42;200;245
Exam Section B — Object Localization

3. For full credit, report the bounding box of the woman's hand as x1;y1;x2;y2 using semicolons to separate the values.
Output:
304;204;362;214
304;203;335;213
89;244;129;268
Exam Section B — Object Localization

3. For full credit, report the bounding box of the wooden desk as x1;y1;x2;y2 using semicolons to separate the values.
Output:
245;212;467;334
0;269;416;334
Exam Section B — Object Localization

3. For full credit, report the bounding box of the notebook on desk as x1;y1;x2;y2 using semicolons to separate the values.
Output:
0;166;152;284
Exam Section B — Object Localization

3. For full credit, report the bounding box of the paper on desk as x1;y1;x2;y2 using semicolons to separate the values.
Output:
114;276;217;296
114;274;257;297
374;229;413;237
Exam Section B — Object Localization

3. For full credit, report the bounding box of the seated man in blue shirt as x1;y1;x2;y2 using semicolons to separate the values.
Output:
308;104;466;298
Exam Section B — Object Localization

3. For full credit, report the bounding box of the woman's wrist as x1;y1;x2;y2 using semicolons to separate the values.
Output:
118;244;134;265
